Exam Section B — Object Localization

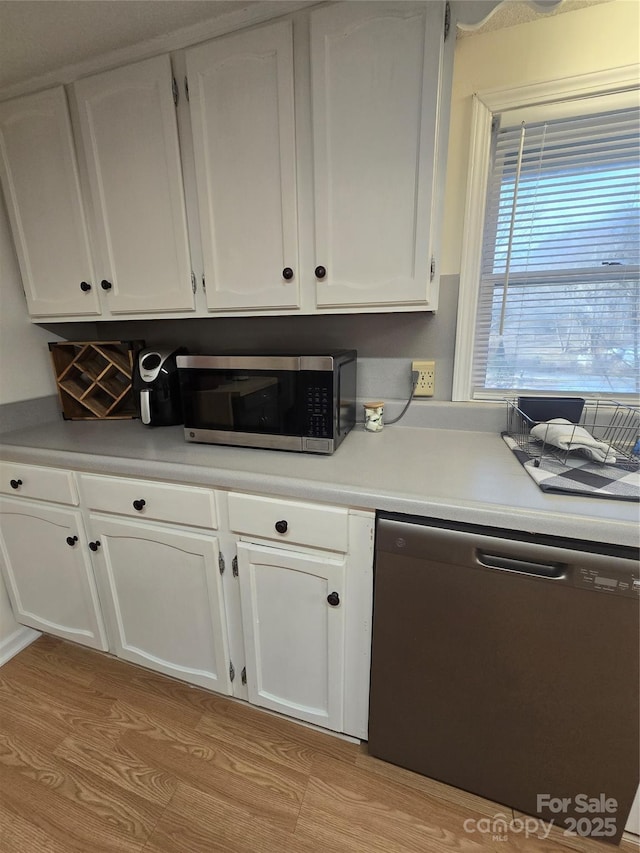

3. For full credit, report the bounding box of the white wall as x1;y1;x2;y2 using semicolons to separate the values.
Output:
0;194;62;405
441;0;640;275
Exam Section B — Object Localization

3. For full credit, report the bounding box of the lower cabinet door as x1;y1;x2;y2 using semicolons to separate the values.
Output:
90;517;231;694
236;541;345;731
0;498;107;649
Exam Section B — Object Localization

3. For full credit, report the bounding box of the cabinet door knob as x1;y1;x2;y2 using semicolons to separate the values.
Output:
66;535;78;547
9;479;22;489
274;519;288;534
327;591;340;606
100;279;112;291
282;267;294;280
315;265;327;279
132;499;146;511
89;540;101;552
80;281;92;292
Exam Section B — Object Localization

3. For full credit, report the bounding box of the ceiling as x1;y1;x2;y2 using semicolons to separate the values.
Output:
0;0;616;91
0;1;260;90
457;0;613;36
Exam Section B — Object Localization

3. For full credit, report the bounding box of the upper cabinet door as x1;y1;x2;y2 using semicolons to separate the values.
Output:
0;88;100;317
186;20;299;311
74;55;194;314
310;2;446;309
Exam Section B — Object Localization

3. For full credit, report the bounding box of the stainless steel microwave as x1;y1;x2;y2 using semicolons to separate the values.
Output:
176;351;357;454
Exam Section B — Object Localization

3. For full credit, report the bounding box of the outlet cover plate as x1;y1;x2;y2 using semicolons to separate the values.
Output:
412;360;435;396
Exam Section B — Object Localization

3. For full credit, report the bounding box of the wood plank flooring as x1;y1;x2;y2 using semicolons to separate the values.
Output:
0;636;637;853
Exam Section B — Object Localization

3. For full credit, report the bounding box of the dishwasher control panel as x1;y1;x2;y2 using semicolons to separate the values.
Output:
575;565;640;598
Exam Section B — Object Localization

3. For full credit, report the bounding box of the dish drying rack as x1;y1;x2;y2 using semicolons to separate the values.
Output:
505;399;640;471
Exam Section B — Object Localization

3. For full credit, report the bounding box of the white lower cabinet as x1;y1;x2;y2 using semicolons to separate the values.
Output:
0;497;107;650
86;515;231;695
1;465;374;738
229;495;374;737
236;541;346;731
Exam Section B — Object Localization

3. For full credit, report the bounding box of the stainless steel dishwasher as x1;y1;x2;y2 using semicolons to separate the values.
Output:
368;512;640;843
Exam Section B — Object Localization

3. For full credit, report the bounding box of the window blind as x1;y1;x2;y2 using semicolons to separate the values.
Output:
472;103;640;398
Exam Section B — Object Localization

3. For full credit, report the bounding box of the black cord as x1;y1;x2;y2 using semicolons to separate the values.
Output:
385;370;420;425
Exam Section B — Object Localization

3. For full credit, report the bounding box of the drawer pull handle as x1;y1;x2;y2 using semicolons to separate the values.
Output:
315;265;327;280
275;519;288;534
327;591;340;607
80;281;92;292
66;536;78;547
100;279;113;291
132;499;146;511
9;479;22;490
282;267;294;280
89;540;101;552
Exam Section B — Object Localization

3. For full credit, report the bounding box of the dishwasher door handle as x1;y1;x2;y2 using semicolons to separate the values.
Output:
477;551;566;579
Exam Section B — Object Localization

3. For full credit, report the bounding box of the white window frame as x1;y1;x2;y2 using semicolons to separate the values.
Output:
452;64;640;402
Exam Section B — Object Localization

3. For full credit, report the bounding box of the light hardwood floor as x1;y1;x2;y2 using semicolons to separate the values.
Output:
0;636;637;853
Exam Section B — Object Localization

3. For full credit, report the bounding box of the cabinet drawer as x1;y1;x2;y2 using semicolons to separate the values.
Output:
0;462;78;505
80;474;217;529
228;492;348;552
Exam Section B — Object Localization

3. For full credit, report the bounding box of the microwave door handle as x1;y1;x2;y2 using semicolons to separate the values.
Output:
140;389;151;425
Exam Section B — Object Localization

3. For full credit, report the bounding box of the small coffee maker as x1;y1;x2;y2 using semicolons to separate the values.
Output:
132;347;187;426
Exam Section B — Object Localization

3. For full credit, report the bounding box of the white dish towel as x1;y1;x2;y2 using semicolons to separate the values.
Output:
530;418;617;464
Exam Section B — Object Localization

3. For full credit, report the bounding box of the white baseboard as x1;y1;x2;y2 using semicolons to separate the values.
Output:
0;625;41;666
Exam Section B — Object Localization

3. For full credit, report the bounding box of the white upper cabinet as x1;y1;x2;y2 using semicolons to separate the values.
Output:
73;55;194;314
0;87;100;317
186;20;299;311
1;2;453;321
310;1;448;309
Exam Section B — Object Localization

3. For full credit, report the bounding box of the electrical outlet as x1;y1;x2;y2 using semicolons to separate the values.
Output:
412;360;435;397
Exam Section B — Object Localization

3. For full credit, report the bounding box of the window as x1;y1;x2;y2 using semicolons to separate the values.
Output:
453;68;640;402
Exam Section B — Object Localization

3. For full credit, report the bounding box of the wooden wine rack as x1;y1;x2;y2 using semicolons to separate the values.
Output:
49;340;144;420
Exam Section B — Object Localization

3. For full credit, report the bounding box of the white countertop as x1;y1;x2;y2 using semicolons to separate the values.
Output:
1;419;638;548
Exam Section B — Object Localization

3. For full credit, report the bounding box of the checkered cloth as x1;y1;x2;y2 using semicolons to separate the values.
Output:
502;433;640;502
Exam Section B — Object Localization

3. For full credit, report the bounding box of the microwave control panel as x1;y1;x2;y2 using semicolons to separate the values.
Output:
303;375;332;438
